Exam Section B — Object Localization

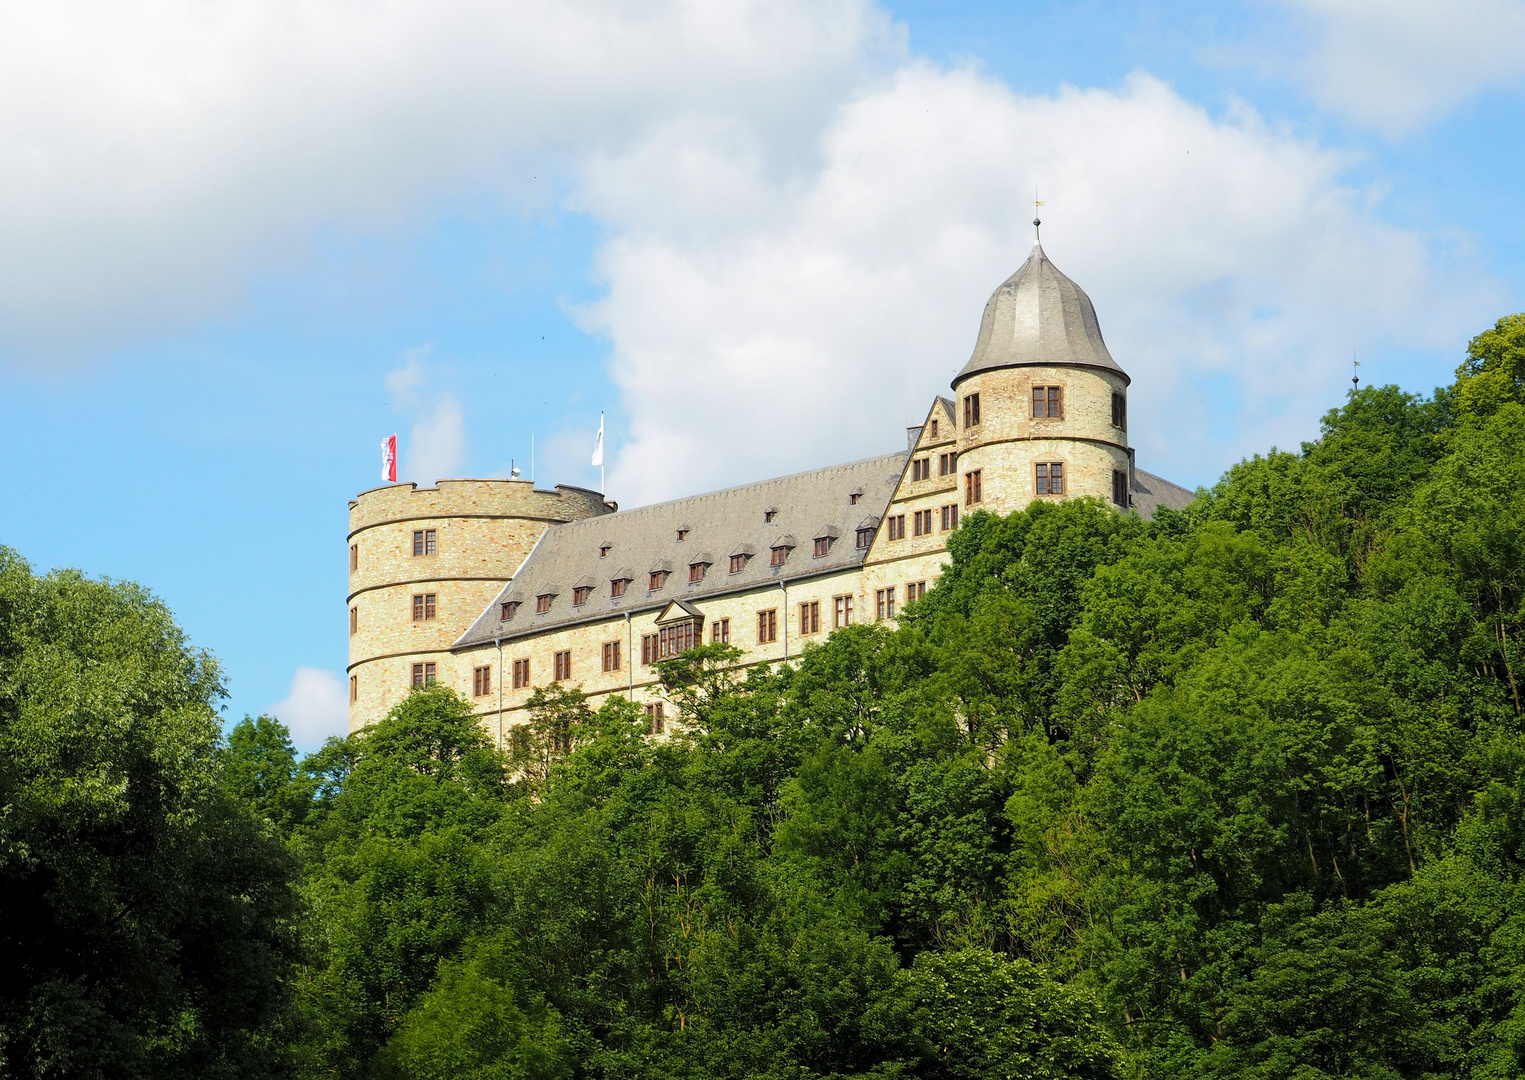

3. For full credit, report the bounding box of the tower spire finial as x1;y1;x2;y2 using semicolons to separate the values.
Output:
1033;196;1045;244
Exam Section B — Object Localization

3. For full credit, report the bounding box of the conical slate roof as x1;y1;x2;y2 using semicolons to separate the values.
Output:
953;243;1128;387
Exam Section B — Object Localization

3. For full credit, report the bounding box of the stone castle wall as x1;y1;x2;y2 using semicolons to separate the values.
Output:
347;479;613;731
951;364;1129;515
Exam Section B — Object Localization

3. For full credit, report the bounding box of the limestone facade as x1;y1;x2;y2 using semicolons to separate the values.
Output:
347;479;613;731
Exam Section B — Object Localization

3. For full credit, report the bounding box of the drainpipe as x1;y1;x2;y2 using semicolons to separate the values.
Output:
781;579;788;660
496;638;504;748
626;611;633;697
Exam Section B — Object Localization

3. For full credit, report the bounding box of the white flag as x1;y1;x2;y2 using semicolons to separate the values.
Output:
590;413;604;468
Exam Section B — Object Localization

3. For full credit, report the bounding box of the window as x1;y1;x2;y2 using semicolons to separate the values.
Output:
554;650;572;681
941;504;959;531
349;674;357;702
876;588;896;621
814;537;831;558
413;528;437;556
729;553;747;574
645;702;665;735
913;509;933;536
930;419;939;438
603;641;622;672
1036;462;1065;495
573;586;591;606
501;601;519;621
658;620;698;659
911;457;930;481
473;665;492;697
676;529;688;542
512;658;530;689
599;544;611;558
856;528;873;550
611;578;628;598
551;719;572;753
411;661;437;686
1113;469;1129;508
649;570;669;591
800;600;820;636
536;593;553;614
770;546;787;567
1032;385;1064;419
1112;392;1126;428
764;509;777;523
963;392;981;427
349;544;358;571
939;451;958;476
888;514;906;540
834;594;854;628
757;609;778;644
349;606;358;635
413;593;437;621
907;581;926;603
689;562;706;583
711;618;730;644
641;634;658;665
965;470;983;506
850;491;862;505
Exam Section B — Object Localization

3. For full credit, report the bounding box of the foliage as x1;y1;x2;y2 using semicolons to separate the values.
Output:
0;551;301;1079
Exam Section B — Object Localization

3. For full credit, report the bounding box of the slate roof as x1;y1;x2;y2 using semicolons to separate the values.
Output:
954;243;1129;387
1131;468;1196;519
454;451;908;647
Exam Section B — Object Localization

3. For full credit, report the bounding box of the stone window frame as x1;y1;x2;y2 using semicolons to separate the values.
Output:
512;657;530;689
1031;384;1065;420
963;392;981;428
711;618;730;644
412;528;437;556
553;650;572;681
799;600;820;636
964;470;983;506
757;608;778;644
602;641;621;672
834;594;854;628
411;661;437;687
413;593;437;621
472;665;492;697
1035;461;1066;496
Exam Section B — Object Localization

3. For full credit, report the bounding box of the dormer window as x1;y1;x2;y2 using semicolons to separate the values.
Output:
611;578;628;598
573;586;591;606
689;562;706;583
856;528;873;550
599;544;611;558
849;489;863;505
676;529;688;542
771;546;787;567
650;570;669;591
501;601;519;620
764;508;777;524
814;537;830;557
729;553;747;574
536;594;553;614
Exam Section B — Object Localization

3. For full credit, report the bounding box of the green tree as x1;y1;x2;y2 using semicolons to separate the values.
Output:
0;549;301;1079
1454;313;1525;418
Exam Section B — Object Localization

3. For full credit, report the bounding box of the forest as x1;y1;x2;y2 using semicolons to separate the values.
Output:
3;312;1525;1079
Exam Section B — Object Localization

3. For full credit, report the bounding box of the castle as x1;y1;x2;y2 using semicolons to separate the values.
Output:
347;239;1194;737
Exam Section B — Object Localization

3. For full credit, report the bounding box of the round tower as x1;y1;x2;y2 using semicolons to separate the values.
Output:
346;479;614;732
950;236;1132;514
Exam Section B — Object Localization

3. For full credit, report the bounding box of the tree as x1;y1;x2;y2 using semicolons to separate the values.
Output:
0;549;302;1079
1454;313;1525;418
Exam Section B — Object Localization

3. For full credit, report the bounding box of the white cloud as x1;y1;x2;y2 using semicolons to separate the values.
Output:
586;66;1498;502
1278;0;1525;135
386;351;467;484
270;666;349;750
0;0;897;365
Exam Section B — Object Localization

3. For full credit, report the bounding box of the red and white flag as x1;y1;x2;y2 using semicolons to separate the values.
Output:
381;434;397;483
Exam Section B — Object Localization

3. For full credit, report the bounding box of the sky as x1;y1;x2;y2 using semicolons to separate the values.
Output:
2;0;1523;749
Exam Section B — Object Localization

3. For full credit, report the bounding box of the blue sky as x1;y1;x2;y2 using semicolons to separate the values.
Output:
3;0;1522;747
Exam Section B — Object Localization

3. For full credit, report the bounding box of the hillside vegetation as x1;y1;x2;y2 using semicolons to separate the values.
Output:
4;313;1525;1079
